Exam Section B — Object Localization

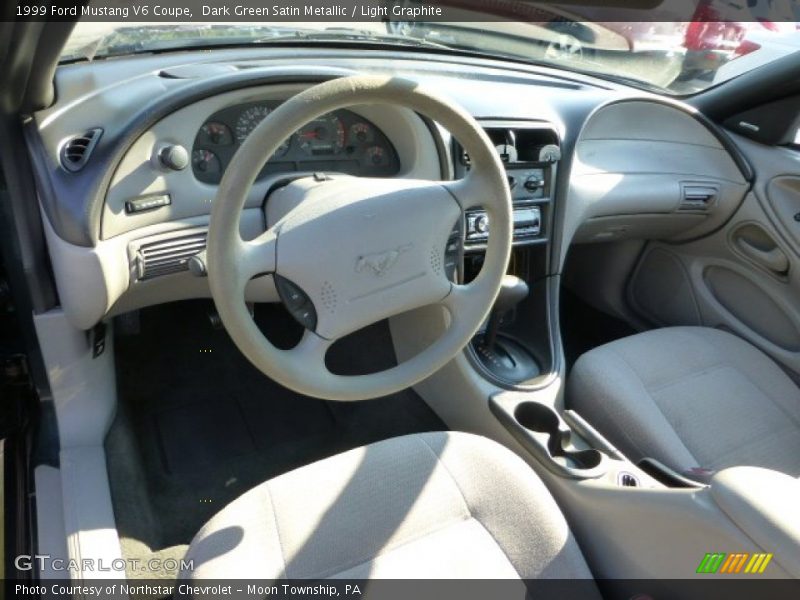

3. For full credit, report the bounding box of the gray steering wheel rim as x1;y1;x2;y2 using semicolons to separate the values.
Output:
207;75;512;401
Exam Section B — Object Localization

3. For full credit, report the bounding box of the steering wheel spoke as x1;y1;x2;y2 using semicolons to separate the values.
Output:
287;329;334;369
441;283;464;313
442;173;486;212
440;281;486;324
236;230;278;287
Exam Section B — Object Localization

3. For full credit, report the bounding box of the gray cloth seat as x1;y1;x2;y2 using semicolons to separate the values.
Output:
180;431;597;583
568;326;800;477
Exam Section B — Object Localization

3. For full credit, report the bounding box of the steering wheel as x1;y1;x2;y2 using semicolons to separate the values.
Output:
207;76;512;401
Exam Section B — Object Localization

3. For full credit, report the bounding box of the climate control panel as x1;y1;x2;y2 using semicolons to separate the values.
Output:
506;168;547;201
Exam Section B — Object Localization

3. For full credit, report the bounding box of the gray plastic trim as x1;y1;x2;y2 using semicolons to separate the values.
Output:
42;207;270;330
711;467;800;577
34;466;68;579
32;67;356;247
562;99;749;269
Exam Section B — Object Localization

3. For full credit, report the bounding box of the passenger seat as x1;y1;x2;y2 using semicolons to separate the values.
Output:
567;327;800;478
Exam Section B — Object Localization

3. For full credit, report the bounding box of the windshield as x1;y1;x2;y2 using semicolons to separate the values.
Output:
62;15;800;95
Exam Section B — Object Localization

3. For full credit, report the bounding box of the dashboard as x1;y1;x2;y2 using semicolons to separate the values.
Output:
28;48;752;331
192;103;400;184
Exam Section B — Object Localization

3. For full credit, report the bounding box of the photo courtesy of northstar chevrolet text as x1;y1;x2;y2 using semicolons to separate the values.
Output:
1;0;800;599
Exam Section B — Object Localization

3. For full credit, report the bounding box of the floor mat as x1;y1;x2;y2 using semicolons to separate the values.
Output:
106;300;445;577
157;400;257;474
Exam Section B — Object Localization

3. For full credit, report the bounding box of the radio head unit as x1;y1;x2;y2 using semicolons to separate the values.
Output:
466;206;541;243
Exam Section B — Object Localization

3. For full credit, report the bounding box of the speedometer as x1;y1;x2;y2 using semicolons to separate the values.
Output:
297;114;345;156
235;105;271;143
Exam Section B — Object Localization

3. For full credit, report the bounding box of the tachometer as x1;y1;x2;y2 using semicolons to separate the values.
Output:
235;105;272;143
298;114;345;156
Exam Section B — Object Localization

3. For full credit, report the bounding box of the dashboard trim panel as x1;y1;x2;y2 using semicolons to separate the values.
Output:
100;84;440;240
32;66;356;247
29;48;757;334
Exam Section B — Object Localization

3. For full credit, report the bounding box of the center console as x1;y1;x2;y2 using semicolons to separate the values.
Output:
454;122;662;488
455;121;560;388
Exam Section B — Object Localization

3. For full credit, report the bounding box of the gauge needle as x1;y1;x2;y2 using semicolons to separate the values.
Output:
299;131;318;139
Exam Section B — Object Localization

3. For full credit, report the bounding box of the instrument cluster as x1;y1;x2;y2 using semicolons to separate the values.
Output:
191;101;401;184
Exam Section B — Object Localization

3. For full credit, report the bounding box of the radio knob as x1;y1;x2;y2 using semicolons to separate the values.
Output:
524;176;544;192
539;144;561;163
475;214;489;234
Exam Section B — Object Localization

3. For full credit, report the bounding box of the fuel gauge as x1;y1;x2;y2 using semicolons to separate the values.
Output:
192;149;222;180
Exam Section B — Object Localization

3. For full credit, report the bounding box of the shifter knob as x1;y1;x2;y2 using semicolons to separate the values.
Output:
484;275;529;348
493;275;529;313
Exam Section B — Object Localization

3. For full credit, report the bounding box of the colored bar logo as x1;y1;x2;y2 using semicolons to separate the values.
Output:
696;552;773;574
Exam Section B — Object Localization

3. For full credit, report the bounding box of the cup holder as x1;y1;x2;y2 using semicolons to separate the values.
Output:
513;402;604;473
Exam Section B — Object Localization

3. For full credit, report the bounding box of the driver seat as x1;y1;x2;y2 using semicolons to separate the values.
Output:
179;431;598;584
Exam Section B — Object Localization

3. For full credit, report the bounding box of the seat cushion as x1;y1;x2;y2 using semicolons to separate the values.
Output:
180;431;596;582
568;326;800;477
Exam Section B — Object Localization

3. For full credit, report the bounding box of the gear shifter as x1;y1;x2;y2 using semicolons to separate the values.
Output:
484;275;530;347
473;275;540;382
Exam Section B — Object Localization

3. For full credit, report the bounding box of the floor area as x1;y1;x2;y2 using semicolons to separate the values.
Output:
560;289;638;373
105;300;445;579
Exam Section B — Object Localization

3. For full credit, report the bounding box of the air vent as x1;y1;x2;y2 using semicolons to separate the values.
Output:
134;232;207;281
459;125;559;167
60;128;102;172
679;183;718;212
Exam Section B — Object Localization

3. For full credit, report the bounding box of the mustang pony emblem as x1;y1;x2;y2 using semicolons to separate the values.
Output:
356;244;412;277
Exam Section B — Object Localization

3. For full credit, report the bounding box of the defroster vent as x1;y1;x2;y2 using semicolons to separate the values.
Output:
134;231;207;280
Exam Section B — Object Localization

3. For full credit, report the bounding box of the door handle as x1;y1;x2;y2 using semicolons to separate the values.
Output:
736;238;790;275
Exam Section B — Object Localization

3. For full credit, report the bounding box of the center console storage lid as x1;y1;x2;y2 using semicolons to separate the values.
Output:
710;467;800;577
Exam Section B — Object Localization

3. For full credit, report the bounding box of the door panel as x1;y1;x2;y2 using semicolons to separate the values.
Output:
703;265;799;350
628;133;800;379
729;222;790;279
767;176;800;248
